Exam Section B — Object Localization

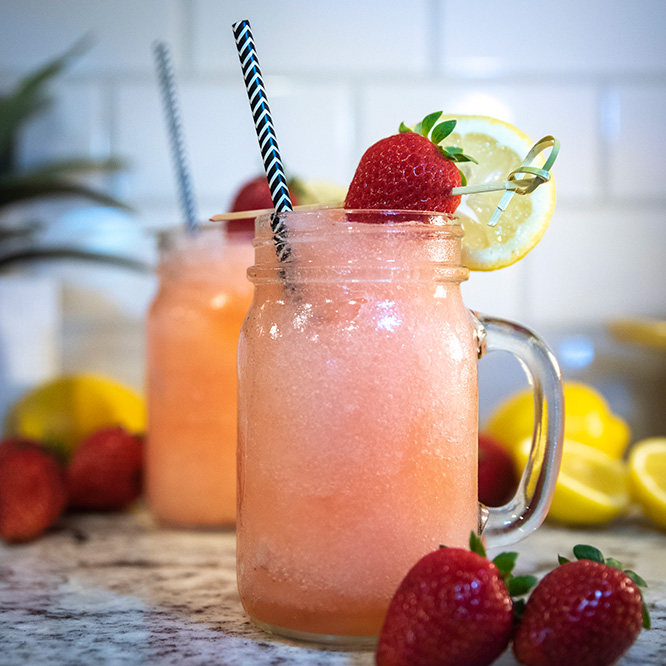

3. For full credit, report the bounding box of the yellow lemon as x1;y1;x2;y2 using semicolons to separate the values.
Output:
628;437;666;530
4;374;145;459
441;115;557;271
486;381;630;459
515;437;631;525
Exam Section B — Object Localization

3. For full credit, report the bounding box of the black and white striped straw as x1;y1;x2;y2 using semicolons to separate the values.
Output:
232;19;292;260
153;41;199;233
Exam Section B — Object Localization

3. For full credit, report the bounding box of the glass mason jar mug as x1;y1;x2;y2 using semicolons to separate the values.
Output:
146;224;253;528
236;209;563;644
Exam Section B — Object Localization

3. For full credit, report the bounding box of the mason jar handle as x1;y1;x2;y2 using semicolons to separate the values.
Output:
474;312;564;548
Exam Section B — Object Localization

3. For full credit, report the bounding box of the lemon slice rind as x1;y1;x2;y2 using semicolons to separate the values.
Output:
442;115;557;272
628;437;666;530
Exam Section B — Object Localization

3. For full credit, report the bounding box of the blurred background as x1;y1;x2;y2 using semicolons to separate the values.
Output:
0;0;664;436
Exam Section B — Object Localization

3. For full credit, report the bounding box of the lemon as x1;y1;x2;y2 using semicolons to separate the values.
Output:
515;437;631;525
628;438;666;530
4;374;146;459
293;179;348;206
486;381;630;460
441;115;557;271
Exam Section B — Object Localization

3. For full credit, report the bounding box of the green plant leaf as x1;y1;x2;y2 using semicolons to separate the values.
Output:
0;175;133;211
421;111;443;137
17;157;127;178
573;545;605;563
557;555;570;565
0;247;150;273
0;37;90;156
431;120;457;145
398;121;413;134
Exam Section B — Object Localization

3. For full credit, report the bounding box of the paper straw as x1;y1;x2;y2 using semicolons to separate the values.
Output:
232;19;292;260
153;41;199;233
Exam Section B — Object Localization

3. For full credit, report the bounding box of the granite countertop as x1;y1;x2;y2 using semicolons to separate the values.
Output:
1;508;664;666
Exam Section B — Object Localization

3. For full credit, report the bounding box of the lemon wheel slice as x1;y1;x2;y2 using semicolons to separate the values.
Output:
4;374;146;459
442;115;557;271
515;438;630;525
628;438;666;530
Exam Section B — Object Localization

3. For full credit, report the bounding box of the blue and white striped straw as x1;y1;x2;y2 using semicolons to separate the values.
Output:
153;41;199;233
232;19;292;260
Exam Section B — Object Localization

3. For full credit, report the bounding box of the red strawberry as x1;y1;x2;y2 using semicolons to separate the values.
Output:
0;438;67;543
345;112;476;215
228;175;300;235
513;546;650;666
478;432;518;507
66;426;143;511
376;533;534;666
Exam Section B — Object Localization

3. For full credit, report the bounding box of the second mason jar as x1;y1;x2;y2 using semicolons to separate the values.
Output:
146;224;253;528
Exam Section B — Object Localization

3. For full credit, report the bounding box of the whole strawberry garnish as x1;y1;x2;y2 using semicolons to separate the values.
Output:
345;111;476;215
478;432;518;507
66;426;143;511
513;545;650;666
228;175;300;234
376;532;535;666
0;438;67;543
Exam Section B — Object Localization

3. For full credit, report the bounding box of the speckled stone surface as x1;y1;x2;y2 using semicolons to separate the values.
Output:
1;509;664;665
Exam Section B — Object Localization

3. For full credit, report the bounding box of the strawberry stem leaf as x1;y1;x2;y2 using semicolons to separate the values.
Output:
398;112;477;165
493;551;518;577
557;555;570;565
469;531;486;558
507;575;537;597
431;119;456;144
421;111;443;137
624;570;648;588
605;557;624;571
642;602;652;629
573;544;604;563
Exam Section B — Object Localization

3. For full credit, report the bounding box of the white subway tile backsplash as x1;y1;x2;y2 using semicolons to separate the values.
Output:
439;0;666;76
191;0;430;74
462;261;528;323
0;0;182;74
114;80;258;218
360;82;600;201
265;81;355;187
1;0;665;334
113;78;354;220
608;84;666;199
523;205;666;326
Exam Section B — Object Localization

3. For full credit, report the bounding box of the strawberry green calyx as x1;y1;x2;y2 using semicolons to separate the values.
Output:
467;532;537;619
558;544;651;629
399;111;477;185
